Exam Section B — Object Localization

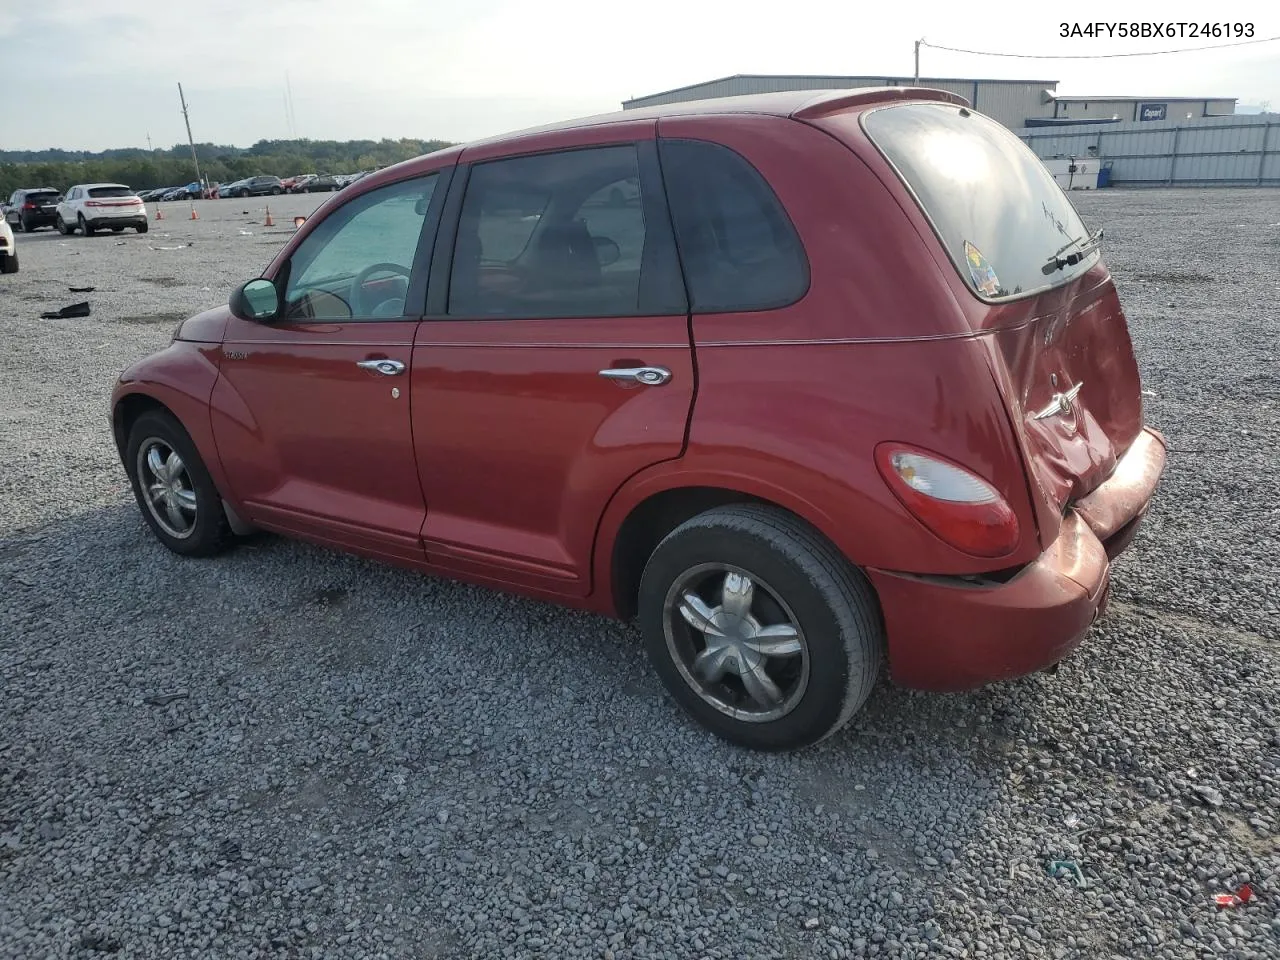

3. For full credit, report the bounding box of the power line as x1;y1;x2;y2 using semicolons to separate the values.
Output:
921;34;1280;59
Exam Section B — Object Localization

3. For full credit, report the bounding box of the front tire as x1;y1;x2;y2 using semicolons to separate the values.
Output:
56;214;71;235
125;409;233;557
638;505;883;751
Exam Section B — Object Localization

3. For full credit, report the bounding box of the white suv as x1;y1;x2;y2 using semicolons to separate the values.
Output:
0;215;17;273
56;183;148;236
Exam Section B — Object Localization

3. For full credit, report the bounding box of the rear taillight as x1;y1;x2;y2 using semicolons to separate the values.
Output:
85;200;103;207
22;202;36;209
875;443;1020;558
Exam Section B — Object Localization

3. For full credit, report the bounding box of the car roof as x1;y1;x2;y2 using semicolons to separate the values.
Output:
464;86;968;147
352;86;966;196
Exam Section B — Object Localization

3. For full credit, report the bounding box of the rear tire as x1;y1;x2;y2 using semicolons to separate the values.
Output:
637;504;883;751
136;222;149;234
125;409;233;558
0;252;17;274
272;186;283;195
79;215;93;236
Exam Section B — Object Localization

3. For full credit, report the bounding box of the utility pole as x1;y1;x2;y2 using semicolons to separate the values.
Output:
913;40;922;84
146;132;153;152
177;82;205;191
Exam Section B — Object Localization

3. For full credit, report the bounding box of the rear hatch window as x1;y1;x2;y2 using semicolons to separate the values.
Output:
88;186;135;199
861;102;1097;302
28;192;60;204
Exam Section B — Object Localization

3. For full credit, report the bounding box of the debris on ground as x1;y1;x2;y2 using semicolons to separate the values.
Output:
39;302;91;319
1214;884;1256;908
142;691;190;707
68;286;95;292
1046;860;1091;889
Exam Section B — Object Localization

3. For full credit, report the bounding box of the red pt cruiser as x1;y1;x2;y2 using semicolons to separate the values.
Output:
110;88;1167;751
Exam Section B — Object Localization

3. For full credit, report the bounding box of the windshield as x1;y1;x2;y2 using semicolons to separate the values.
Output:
862;102;1097;301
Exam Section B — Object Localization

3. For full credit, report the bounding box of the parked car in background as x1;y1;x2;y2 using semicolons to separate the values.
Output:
161;186;189;201
108;88;1166;751
224;176;284;198
0;214;17;273
57;183;147;235
302;174;343;192
5;187;63;232
286;174;317;193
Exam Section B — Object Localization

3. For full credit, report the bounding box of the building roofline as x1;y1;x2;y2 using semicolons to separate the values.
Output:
623;73;1059;104
1052;94;1238;102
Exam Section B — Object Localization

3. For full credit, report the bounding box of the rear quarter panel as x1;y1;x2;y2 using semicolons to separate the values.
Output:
642;114;1037;575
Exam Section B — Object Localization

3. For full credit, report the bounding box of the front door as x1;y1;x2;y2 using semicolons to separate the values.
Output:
210;172;445;563
412;136;695;595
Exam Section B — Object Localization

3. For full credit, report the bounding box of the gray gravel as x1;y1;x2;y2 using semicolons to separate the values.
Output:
2;189;1279;959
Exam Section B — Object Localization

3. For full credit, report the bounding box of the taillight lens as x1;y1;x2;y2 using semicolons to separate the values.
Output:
875;443;1020;558
22;202;36;209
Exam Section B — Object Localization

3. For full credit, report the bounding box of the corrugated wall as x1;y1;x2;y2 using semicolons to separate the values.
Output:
1016;113;1280;186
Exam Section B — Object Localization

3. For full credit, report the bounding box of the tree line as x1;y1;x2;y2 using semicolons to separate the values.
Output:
0;137;455;197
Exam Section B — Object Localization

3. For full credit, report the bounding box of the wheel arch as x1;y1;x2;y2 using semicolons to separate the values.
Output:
597;469;860;622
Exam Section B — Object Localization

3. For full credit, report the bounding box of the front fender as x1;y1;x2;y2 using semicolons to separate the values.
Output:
110;341;234;504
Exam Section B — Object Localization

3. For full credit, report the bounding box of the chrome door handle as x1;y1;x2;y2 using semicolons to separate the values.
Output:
598;366;672;386
357;358;405;376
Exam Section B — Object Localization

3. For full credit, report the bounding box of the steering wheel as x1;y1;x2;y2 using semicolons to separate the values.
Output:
350;262;412;317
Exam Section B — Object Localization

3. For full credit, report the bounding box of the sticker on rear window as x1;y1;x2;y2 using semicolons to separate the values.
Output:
964;241;1002;297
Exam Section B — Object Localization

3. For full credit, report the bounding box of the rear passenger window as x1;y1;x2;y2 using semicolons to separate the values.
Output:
448;145;681;319
659;139;808;313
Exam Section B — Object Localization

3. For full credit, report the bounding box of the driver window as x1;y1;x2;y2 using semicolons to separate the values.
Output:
283;174;438;321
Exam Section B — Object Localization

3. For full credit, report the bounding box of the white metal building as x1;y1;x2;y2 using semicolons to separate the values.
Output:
1047;96;1237;123
622;75;1239;133
621;75;1058;132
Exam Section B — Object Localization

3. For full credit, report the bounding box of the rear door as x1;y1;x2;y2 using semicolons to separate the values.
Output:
411;126;694;596
848;102;1146;543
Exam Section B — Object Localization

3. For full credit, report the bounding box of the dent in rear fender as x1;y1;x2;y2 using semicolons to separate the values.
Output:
111;342;233;498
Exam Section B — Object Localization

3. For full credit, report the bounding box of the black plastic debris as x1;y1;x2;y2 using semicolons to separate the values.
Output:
68;286;95;292
40;301;91;319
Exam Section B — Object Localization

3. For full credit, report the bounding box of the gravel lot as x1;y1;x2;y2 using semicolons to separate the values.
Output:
2;189;1278;960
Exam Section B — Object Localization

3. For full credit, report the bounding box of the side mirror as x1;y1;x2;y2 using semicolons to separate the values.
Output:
593;236;621;267
229;278;280;321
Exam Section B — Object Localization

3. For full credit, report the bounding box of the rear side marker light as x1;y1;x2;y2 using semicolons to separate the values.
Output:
875;443;1020;558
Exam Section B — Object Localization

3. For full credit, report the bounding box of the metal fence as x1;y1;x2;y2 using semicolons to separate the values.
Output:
1015;113;1280;187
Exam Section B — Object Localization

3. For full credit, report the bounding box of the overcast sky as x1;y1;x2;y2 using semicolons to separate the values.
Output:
2;0;1276;151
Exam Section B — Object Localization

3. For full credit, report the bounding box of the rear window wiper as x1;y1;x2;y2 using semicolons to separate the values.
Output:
1043;228;1104;275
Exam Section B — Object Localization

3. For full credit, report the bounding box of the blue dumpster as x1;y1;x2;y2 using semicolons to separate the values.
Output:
1097;162;1113;188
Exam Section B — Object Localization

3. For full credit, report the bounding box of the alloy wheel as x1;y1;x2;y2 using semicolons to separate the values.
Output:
662;563;810;723
136;438;198;539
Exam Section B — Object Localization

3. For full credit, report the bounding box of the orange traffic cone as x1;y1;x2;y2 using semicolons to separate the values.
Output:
189;206;199;221
264;206;274;227
154;205;164;221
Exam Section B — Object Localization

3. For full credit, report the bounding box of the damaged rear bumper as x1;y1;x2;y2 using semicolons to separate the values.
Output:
868;426;1167;692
